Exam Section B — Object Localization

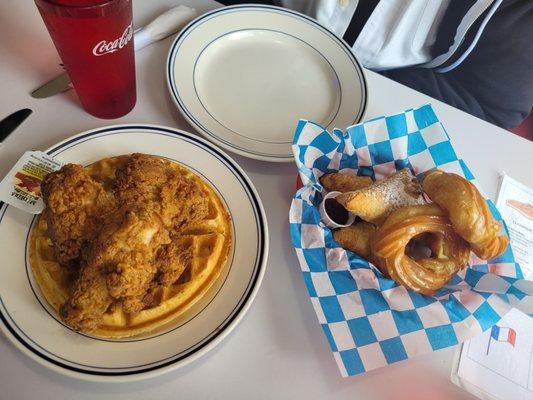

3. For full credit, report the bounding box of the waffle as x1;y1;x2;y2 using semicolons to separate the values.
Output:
29;155;232;338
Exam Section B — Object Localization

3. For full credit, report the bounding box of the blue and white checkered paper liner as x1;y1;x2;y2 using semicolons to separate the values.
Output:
289;104;533;377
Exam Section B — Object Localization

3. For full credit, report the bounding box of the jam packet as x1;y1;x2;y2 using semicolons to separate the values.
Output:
0;151;63;214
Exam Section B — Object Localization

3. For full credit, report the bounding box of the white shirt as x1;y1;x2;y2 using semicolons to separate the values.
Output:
280;0;451;70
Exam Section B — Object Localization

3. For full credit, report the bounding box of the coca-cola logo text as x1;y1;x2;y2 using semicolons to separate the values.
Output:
92;23;133;56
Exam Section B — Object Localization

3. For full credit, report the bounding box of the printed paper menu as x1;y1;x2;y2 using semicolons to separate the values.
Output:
453;175;533;400
456;308;533;400
496;175;533;278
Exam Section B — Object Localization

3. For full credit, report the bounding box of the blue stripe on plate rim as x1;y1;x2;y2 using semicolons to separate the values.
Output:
166;4;368;160
0;124;268;379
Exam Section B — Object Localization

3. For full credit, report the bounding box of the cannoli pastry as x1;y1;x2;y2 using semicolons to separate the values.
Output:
336;169;425;224
333;222;376;259
320;172;373;193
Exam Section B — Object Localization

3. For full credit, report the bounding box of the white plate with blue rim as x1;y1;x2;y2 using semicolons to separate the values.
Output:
167;5;368;162
0;125;268;381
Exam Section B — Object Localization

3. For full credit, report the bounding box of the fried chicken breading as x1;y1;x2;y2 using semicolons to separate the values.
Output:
114;154;210;231
60;260;112;331
156;237;192;286
121;294;153;315
42;164;115;266
61;209;170;331
45;154;210;332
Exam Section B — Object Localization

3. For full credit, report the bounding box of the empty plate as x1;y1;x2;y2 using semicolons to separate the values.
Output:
167;5;368;162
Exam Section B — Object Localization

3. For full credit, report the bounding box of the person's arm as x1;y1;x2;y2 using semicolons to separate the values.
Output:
217;0;532;129
383;0;533;129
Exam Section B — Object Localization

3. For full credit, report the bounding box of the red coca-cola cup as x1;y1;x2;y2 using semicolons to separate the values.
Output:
35;0;136;119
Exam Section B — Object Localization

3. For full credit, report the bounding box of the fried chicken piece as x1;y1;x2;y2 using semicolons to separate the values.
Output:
113;154;168;209
120;286;161;315
42;164;115;266
61;210;170;331
109;237;194;316
114;153;209;231
320;172;373;193
107;262;157;299
60;260;113;331
156;237;192;286
54;154;208;332
121;295;147;315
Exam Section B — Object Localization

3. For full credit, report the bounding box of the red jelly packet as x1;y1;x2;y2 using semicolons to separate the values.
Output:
0;151;63;214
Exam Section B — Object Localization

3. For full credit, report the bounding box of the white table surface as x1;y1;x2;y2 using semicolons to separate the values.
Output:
1;1;531;399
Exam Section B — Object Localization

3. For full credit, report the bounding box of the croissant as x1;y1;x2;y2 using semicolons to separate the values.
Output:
422;170;508;260
371;204;471;295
